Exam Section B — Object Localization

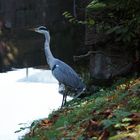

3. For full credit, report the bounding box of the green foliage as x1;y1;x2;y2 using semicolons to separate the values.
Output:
102;109;131;129
86;0;140;47
113;109;131;119
62;11;95;27
87;0;106;11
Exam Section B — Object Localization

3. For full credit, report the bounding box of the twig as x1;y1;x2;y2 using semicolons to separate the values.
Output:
73;51;121;61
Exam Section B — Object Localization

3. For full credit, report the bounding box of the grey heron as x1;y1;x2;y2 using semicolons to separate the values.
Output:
33;26;86;107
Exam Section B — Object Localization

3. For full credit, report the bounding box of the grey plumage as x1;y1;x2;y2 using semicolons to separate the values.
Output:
34;26;86;107
52;59;85;93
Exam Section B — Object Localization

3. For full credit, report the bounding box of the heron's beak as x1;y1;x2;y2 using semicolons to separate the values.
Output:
28;28;35;31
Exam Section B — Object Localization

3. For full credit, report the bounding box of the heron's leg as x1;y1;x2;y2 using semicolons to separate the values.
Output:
61;93;65;108
61;91;67;108
59;83;66;108
64;92;67;105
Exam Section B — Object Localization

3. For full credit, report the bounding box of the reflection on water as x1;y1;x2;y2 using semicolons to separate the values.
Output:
0;68;65;140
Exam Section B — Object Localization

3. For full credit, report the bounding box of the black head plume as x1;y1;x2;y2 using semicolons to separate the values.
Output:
38;26;48;31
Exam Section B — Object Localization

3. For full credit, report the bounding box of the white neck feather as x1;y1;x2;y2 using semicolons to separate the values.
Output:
44;38;55;69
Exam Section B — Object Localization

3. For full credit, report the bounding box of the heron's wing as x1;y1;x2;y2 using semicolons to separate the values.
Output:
52;60;81;89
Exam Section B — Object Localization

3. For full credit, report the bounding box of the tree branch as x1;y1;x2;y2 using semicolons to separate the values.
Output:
73;51;121;61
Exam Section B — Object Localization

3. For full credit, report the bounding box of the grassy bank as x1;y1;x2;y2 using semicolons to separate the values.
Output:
21;77;140;140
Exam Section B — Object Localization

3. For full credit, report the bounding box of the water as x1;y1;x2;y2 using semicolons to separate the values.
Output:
0;68;70;140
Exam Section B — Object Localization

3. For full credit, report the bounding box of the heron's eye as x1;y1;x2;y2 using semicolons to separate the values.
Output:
39;27;47;31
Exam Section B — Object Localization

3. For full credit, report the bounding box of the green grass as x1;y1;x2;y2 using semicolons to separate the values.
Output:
21;77;140;140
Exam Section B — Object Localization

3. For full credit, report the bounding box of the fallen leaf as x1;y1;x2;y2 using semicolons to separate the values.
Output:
40;119;53;128
98;129;109;140
126;124;136;130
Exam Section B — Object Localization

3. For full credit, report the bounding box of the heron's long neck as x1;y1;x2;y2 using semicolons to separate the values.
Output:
44;39;55;69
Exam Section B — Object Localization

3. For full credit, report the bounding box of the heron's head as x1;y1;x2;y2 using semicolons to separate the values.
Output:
34;26;48;34
34;26;50;42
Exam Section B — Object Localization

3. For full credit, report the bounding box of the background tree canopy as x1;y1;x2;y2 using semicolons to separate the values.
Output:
87;0;140;48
